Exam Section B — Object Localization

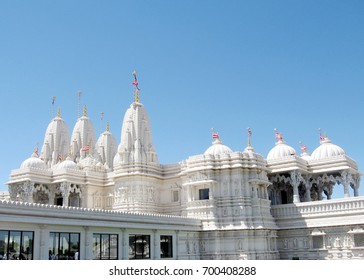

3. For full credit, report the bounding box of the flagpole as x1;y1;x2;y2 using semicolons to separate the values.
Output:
100;112;104;135
51;96;56;118
78;91;82;118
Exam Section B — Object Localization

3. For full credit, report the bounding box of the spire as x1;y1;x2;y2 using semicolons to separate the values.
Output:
132;70;140;103
106;122;110;132
57;107;61;118
83;105;87;117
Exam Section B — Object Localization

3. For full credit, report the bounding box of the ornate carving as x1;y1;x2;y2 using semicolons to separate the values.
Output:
187;172;209;183
20;181;34;202
290;171;303;187
59;182;71;197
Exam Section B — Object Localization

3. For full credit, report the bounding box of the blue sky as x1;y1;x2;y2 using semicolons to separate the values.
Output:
0;1;363;198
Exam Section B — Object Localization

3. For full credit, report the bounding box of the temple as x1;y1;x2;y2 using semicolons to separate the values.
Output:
1;72;364;260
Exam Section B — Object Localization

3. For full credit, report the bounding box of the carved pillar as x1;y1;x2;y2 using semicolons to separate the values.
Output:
21;181;34;203
304;176;312;202
60;182;71;206
8;184;19;201
353;175;360;197
251;182;258;198
290;171;302;203
341;171;351;198
79;184;86;207
49;185;55;205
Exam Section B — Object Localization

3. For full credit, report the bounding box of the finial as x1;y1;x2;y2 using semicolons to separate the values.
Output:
100;112;105;135
318;128;325;142
33;143;39;156
299;141;307;153
211;128;219;140
247;127;252;147
132;70;141;102
274;128;283;141
106;122;110;132
135;89;139;103
83;105;87;117
57;108;61;118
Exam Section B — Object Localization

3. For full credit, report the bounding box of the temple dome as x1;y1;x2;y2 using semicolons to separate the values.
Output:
267;140;296;161
300;151;312;161
56;156;79;170
204;138;233;156
21;152;47;169
311;138;345;160
78;155;98;170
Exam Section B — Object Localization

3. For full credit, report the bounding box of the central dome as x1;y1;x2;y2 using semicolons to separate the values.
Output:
204;138;233;156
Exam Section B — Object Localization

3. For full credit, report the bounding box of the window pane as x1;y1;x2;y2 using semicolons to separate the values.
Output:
93;234;101;260
110;235;118;260
199;188;209;200
21;232;33;260
9;231;21;260
129;235;136;259
173;191;179;202
129;235;150;259
0;231;8;260
143;235;150;259
135;235;144;259
160;235;173;258
101;234;110;260
49;232;58;260
70;233;80;260
312;236;323;249
58;233;69;259
354;234;364;247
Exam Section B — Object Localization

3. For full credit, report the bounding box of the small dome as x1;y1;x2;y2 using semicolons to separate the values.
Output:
267;140;296;161
300;152;312;161
311;138;345;160
56;156;79;170
20;152;47;169
78;155;98;170
204;139;233;156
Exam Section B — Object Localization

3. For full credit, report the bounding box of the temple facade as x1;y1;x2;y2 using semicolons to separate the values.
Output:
1;74;364;260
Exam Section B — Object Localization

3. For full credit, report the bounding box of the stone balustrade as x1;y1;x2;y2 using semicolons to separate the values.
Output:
271;197;364;219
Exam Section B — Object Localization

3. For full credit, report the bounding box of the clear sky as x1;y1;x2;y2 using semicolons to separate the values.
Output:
0;1;363;198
